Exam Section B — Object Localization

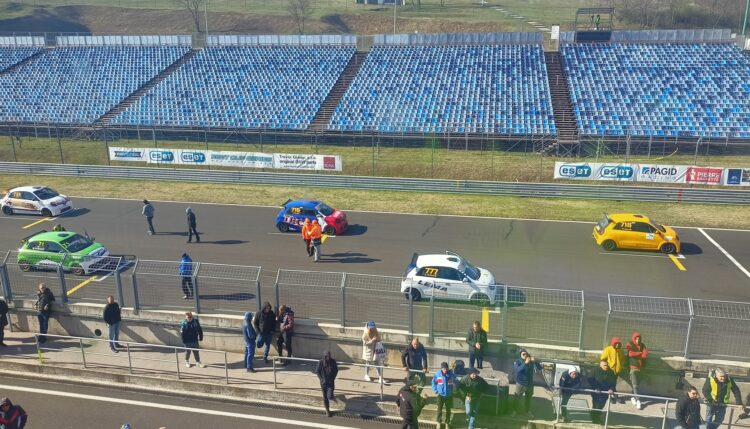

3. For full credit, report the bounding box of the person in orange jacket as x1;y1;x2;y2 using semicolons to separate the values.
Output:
301;219;314;257
309;220;323;261
626;332;648;410
600;337;627;403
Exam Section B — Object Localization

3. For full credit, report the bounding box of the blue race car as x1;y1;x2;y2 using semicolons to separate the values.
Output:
275;199;348;235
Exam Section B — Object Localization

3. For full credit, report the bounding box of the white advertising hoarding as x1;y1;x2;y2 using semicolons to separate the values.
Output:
553;162;636;181
724;168;750;186
636;165;688;183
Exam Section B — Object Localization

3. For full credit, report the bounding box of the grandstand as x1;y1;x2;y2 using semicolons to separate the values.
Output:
0;46;42;72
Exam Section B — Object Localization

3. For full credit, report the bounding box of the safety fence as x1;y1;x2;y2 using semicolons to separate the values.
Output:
2;253;750;359
605;294;750;360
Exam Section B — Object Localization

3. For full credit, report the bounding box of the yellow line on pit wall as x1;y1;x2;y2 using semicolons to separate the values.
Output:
482;307;490;333
668;254;687;271
22;217;51;230
67;276;98;296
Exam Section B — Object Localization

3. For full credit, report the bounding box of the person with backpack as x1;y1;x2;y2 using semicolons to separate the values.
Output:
276;304;295;365
243;311;257;373
34;283;54;344
0;397;28;429
626;332;648;409
0;297;8;347
253;302;276;364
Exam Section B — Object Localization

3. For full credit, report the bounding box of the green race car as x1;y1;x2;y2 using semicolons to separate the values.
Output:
17;230;110;276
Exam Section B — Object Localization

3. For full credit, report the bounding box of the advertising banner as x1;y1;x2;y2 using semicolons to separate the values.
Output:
274;154;342;171
109;147;148;162
553;162;636;181
636;164;688;184
724;168;750;186
210;151;274;169
685;167;723;185
554;162;595;180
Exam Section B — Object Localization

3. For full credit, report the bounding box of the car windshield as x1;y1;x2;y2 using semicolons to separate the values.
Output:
652;222;667;233
61;234;93;253
597;216;610;231
461;259;482;281
33;188;59;200
316;203;334;216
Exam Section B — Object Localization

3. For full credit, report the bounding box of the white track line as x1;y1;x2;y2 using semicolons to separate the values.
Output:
698;228;750;279
0;384;360;429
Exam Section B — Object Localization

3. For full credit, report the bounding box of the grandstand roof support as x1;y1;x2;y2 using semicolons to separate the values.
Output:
743;0;749;36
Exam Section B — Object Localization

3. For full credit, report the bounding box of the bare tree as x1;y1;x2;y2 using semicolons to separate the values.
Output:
175;0;205;33
287;0;314;34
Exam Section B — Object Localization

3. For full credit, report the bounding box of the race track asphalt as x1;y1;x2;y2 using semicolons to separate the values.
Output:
0;196;748;350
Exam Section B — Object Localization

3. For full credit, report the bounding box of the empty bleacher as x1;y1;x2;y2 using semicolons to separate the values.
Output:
562;42;750;139
112;45;355;129
0;47;43;72
0;45;189;124
327;44;557;135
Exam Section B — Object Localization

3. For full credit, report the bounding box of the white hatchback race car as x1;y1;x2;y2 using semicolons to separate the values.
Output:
401;251;499;305
1;186;74;217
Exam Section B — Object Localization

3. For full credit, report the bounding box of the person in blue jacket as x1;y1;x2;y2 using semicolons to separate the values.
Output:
513;348;542;417
432;361;458;426
243;311;257;373
179;253;194;299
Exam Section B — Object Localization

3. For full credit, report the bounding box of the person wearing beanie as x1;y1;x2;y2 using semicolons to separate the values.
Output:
513;348;542;417
432;361;458;426
558;368;581;422
0;397;28;429
142;199;155;235
178;253;194;299
459;368;489;429
186;207;200;243
362;321;387;384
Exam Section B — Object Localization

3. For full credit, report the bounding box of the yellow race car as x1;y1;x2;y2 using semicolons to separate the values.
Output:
593;213;680;254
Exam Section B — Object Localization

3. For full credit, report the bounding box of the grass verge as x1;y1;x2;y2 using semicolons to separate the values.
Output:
1;175;748;229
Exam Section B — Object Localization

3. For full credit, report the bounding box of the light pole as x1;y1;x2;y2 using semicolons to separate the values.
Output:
743;0;750;37
204;0;210;37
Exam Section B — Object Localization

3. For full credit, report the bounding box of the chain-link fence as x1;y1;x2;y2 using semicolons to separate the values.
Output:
343;273;408;330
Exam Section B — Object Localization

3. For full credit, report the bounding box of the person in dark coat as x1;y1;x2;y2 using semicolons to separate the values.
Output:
401;337;428;386
675;386;705;429
186;207;200;243
0;397;28;429
0;298;9;347
243;311;257;373
588;360;618;425
466;321;488;370
253;301;276;364
34;283;54;344
142;199;155;235
315;350;339;417
103;296;122;353
397;380;425;429
559;368;582;422
459;368;489;429
276;304;295;364
180;312;204;368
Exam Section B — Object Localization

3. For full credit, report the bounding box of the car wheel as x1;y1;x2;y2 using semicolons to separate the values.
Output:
18;260;32;272
323;225;335;235
405;288;421;302
1;205;12;215
41;208;52;217
602;240;617;251
660;243;676;254
71;264;85;276
470;293;490;306
276;222;290;233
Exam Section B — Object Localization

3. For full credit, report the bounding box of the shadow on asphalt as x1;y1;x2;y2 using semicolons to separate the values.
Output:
60;207;91;218
343;224;368;236
317;252;381;264
679;243;703;255
198;292;255;301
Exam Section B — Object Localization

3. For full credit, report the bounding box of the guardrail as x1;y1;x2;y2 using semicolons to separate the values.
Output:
1;162;749;204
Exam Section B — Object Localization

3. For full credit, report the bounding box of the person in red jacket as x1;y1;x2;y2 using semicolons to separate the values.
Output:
0;397;28;429
626;331;648;410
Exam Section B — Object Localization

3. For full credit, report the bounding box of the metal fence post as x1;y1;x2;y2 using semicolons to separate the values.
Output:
684;298;694;359
79;338;87;368
193;263;201;314
603;294;611;347
428;288;435;342
57;263;68;304
274;272;281;311
501;285;509;341
114;257;125;308
0;263;12;301
175;348;181;379
255;280;261;313
340;272;347;332
224;352;229;384
408;279;413;336
131;260;140;313
661;399;669;429
578;292;586;351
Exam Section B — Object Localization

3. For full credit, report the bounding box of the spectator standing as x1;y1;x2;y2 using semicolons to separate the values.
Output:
702;368;743;429
180;312;205;368
675;386;706;429
362;321;386;384
179;253;194;300
253;302;276;364
513;348;542;417
276;304;295;365
315;350;339;417
401;337;428;386
186;207;200;243
432;361;458;427
558;368;581;422
309;220;323;261
397;380;425;429
460;368;488;429
301;219;314;257
0;297;8;347
103;296;122;353
600;337;627;403
0;397;28;429
52;224;65;232
626;332;648;409
588;360;618;425
243;311;257;373
466;321;488;370
142;200;155;235
34;283;54;344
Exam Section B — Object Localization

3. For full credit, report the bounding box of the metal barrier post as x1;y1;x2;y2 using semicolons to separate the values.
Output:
57;263;68;304
114;258;125;308
661;399;668;429
684;298;694;359
175;348;181;379
408;280;413;336
274;275;280;310
273;358;277;389
578;296;586;351
255;280;261;313
340;273;347;331
428;288;435;342
604;395;611;427
501;285;509;340
79;338;86;368
193;263;201;314
224;352;229;384
603;294;611;347
126;343;133;374
130;260;140;313
495;381;500;415
379;365;384;401
0;263;12;301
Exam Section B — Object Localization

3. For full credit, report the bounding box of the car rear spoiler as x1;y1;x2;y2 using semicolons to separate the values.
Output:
20;229;47;243
281;198;292;207
405;252;419;277
603;212;612;223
